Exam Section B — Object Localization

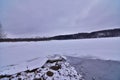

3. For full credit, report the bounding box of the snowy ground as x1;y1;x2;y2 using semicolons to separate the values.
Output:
0;37;120;75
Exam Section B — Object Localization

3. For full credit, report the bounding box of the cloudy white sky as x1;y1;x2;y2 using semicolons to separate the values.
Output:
0;0;120;37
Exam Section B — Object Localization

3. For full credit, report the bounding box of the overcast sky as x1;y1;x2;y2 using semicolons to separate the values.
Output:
0;0;120;37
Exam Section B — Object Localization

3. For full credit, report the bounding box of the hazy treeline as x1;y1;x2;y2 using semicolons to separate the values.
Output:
0;28;120;42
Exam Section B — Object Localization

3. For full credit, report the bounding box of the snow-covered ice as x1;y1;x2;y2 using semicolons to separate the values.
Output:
67;56;120;80
0;37;120;75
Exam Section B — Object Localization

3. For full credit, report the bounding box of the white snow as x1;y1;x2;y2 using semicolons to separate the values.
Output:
0;37;120;74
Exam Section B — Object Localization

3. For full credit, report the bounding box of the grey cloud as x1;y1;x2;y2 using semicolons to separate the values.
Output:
0;0;120;37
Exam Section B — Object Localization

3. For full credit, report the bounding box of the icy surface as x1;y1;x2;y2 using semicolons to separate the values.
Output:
67;56;120;80
0;57;47;75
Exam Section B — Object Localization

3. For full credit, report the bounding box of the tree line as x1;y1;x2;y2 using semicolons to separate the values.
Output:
0;28;120;42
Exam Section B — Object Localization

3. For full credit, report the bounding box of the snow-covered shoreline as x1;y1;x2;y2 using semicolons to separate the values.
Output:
1;55;120;80
0;55;84;80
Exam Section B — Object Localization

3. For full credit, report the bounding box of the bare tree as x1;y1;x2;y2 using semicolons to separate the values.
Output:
0;23;2;38
0;23;6;38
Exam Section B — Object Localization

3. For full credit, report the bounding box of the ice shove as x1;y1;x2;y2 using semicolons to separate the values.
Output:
0;55;84;80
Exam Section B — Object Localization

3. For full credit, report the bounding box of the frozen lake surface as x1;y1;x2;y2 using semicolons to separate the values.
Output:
0;37;120;74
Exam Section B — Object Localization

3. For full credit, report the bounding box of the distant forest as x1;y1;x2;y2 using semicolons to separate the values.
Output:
0;28;120;42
